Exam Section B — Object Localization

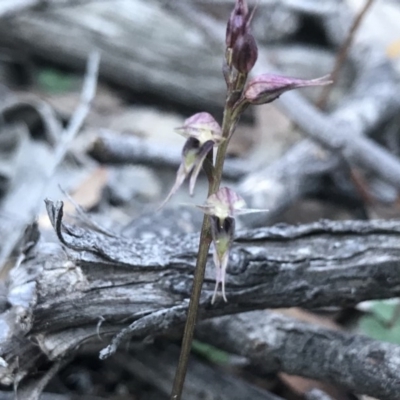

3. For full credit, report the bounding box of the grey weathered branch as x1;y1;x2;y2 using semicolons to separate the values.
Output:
197;311;400;400
88;129;251;180
0;51;99;271
2;200;400;391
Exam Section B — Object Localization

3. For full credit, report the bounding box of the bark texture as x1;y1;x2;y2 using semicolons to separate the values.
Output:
1;200;400;399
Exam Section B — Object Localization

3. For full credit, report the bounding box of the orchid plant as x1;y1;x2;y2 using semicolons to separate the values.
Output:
167;1;331;398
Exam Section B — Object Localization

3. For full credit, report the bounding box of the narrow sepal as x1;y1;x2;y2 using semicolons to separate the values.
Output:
189;140;214;196
244;74;332;105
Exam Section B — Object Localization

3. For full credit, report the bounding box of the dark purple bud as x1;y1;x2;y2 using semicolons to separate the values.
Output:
244;74;332;105
232;32;258;74
226;0;248;48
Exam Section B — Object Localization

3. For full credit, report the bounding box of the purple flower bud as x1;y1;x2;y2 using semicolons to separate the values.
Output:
232;32;258;74
226;0;249;49
244;74;332;105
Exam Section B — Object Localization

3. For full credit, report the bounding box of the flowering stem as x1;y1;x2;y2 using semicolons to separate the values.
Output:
169;100;235;400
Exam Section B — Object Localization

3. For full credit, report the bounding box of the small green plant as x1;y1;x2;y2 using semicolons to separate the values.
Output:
37;68;76;93
166;1;332;398
359;300;400;344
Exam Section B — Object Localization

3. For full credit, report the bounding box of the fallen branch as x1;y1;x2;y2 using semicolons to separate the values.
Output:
197;311;400;400
88;130;251;180
2;201;400;384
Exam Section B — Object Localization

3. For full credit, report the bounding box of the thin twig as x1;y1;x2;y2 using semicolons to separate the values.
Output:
0;51;100;270
316;0;375;109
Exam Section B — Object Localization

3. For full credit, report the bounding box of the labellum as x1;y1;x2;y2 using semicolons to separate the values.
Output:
196;187;267;303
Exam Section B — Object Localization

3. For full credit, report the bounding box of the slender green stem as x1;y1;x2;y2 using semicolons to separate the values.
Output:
169;100;234;400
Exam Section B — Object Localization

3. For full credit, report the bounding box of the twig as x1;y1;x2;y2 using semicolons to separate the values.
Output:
15;359;65;400
57;50;100;162
0;51;100;271
316;0;376;109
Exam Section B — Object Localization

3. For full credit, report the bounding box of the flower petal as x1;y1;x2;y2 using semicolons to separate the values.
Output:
189;140;215;196
211;248;229;304
244;73;332;105
175;112;222;144
157;163;187;210
158;139;200;209
210;216;235;303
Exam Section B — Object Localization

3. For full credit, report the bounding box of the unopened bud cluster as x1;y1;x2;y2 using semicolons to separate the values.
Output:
226;0;258;76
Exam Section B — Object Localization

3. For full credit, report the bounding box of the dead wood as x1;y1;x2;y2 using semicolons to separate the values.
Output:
197;311;400;400
116;345;283;400
88;129;251;180
2;200;400;397
0;52;99;272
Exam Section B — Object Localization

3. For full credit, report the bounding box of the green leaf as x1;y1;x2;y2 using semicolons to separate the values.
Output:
359;301;400;344
37;68;75;93
192;339;230;365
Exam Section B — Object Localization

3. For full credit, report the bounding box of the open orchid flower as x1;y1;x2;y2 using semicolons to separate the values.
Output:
244;73;332;105
159;113;223;209
196;187;268;303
